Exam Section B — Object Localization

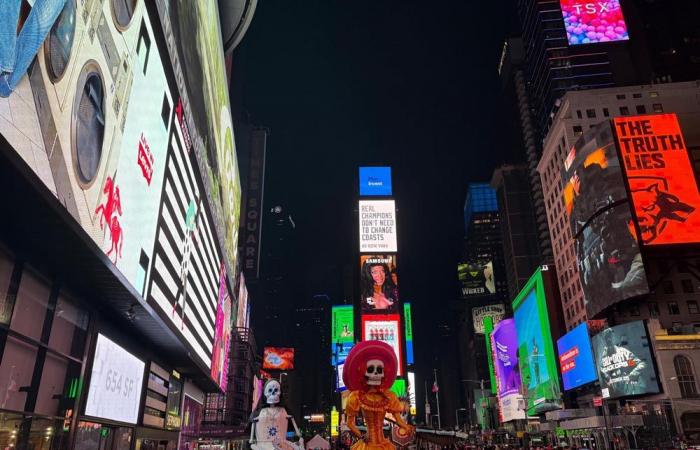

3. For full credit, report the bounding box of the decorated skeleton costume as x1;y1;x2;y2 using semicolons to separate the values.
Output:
250;379;304;450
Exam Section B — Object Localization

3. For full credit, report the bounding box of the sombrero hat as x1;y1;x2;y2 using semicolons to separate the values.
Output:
343;340;398;391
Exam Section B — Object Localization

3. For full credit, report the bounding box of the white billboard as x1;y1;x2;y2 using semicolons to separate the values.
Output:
472;304;506;334
499;393;526;423
85;334;146;424
408;372;417;415
359;200;397;252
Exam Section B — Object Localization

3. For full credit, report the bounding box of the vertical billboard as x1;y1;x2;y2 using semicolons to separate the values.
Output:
560;0;629;45
404;303;414;365
513;270;562;415
491;319;526;422
562;121;649;318
591;321;660;399
458;259;496;297
614;114;700;246
362;314;403;375
359;200;398;252
237;273;250;329
557;323;597;391
241;128;267;280
407;372;417;415
331;305;354;365
483;316;498;396
211;265;232;390
263;347;295;370
472;304;506;335
359;167;393;196
360;255;399;313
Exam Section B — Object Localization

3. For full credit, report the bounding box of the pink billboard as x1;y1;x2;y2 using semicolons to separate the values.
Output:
560;0;629;45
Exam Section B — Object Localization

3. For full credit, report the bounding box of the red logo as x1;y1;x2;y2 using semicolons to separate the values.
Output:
175;99;193;152
137;133;154;185
95;176;124;263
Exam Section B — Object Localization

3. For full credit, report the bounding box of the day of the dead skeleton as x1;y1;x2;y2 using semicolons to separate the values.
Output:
249;379;304;450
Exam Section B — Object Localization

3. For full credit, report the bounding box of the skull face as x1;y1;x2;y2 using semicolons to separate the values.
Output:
264;380;281;405
365;359;385;386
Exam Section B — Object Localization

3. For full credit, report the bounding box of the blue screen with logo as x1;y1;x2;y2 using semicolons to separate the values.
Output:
359;167;392;196
557;322;597;390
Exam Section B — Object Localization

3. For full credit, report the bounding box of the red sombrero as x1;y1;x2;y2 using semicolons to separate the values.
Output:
343;340;398;391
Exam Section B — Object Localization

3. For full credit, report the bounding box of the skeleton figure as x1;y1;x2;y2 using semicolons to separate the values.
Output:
250;379;304;450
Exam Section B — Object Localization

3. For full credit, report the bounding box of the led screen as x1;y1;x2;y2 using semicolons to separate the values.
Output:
491;319;526;423
359;167;393;196
263;347;295;370
557;323;597;390
390;379;407;397
85;335;145;424
237;273;249;329
211;265;232;390
407;372;417;415
513;270;562;415
591;321;660;399
362;314;403;375
458;259;496;297
404;303;414;365
332;342;353;366
181;395;203;438
614;114;700;246
560;0;629;45
337;363;346;391
483;316;498;395
360;255;399;313
562;121;649;318
359;200;397;253
251;376;264;411
332;306;355;344
472;304;505;335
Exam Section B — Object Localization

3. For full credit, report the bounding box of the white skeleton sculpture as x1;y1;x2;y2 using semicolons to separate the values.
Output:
250;380;304;450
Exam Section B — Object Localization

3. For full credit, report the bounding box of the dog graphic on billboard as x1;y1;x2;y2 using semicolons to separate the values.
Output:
630;176;695;244
95;176;124;263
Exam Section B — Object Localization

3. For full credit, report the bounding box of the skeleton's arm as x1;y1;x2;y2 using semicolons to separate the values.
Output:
391;410;411;431
249;417;258;444
288;415;304;448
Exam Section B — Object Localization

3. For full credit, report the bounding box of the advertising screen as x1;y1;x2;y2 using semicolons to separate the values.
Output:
359;167;393;196
614;114;700;246
513;270;562;415
483;316;498;395
404;303;414;365
557;323;598;390
472;304;506;335
237;273;250;329
362;314;403;375
337;363;346;391
499;393;526;423
181;395;203;437
85;335;145;424
560;0;629;45
359;200;397;252
592;321;660;399
332;306;355;344
407;372;417;415
390;379;407;397
332;342;353;366
263;347;295;370
360;255;399;313
492;319;526;422
252;376;264;411
0;1;241;375
211;265;232;390
562;121;649;318
458;259;496;297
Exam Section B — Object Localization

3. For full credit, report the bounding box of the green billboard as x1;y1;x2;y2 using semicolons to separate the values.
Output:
332;306;355;344
483;316;498;395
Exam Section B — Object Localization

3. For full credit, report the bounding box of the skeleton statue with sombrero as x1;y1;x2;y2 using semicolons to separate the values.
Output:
343;341;414;450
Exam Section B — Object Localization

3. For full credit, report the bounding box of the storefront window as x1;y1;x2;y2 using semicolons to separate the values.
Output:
0;412;23;449
0;248;15;325
0;335;38;412
75;421;133;450
10;269;51;341
49;294;89;358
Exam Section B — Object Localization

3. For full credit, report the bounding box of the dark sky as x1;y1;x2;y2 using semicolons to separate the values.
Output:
234;0;519;394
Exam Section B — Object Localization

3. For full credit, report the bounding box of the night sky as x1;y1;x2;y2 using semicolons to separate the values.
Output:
235;0;519;397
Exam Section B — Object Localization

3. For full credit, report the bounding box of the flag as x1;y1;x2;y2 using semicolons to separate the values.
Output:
432;380;439;393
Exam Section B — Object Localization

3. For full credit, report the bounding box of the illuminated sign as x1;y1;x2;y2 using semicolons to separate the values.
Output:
362;314;403;375
359;200;397;252
458;259;496;297
359;167;393;196
407;372;417;415
483;316;498;396
331;408;340;437
337;363;346;391
211;265;232;390
263;347;295;370
237;273;250;329
390;379;407;397
557;323;597;390
560;0;629;45
472;304;505;335
360;255;399;313
492;319;526;423
332;306;355;344
309;414;325;423
404;303;414;365
615;114;700;246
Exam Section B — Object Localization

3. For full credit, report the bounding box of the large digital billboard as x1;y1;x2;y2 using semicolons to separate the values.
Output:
362;314;403;375
85;335;145;424
332;306;355;345
263;347;295;370
359;200;398;252
472;304;505;335
557;323;597;391
614;114;700;246
562;121;649;318
404;303;414;365
407;372;417;415
513;270;562;415
0;1;241;377
560;0;629;45
458;259;496;297
211;265;232;390
359;167;393;196
237;273;250;329
592;321;660;399
491;319;526;423
360;255;399;313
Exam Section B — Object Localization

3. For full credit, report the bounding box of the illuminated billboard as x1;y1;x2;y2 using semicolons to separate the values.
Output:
472;304;505;335
337;363;346;392
359;200;398;252
404;303;414;365
458;259;496;297
407;372;417;415
557;323;597;391
491;319;526;423
263;347;295;370
211;265;232;390
483;316;498;396
359;167;393;196
332;306;355;344
591;321;660;399
360;255;399;313
560;0;629;45
513;269;562;415
237;273;250;329
562;121;649;318
362;314;403;375
614;114;700;246
332;342;353;366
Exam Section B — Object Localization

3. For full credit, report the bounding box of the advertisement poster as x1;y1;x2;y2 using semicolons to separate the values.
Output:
614;114;700;246
407;372;417;415
84;335;146;424
337;363;346;391
458;260;496;297
332;342;353;366
404;303;414;365
513;271;562;415
211;265;232;390
360;255;399;313
472;304;506;335
591;321;660;399
557;323;598;390
180;395;203;450
359;167;393;196
251;376;264;411
362;314;403;375
263;347;295;370
359;200;398;252
492;319;525;423
562;121;649;318
237;273;249;329
332;305;355;344
560;0;629;45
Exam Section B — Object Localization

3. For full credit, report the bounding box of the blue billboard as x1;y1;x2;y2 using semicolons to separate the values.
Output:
359;167;392;196
557;323;597;391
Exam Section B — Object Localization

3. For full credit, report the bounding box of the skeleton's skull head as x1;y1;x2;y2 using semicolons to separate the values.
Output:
365;359;385;386
264;380;281;405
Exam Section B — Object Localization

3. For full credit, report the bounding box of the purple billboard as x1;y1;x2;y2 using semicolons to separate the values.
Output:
492;319;521;397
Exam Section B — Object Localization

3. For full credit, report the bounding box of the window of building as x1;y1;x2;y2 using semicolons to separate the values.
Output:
653;103;663;113
636;105;647;114
663;280;675;294
675;355;699;398
573;125;583;136
616;94;626;100
603;107;610;117
620;106;630;115
577;110;582;119
648;302;660;317
669;302;681;315
633;93;642;99
682;279;695;294
586;109;596;118
689;301;699;314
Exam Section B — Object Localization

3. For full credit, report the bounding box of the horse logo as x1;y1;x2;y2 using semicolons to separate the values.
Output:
95;176;124;263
